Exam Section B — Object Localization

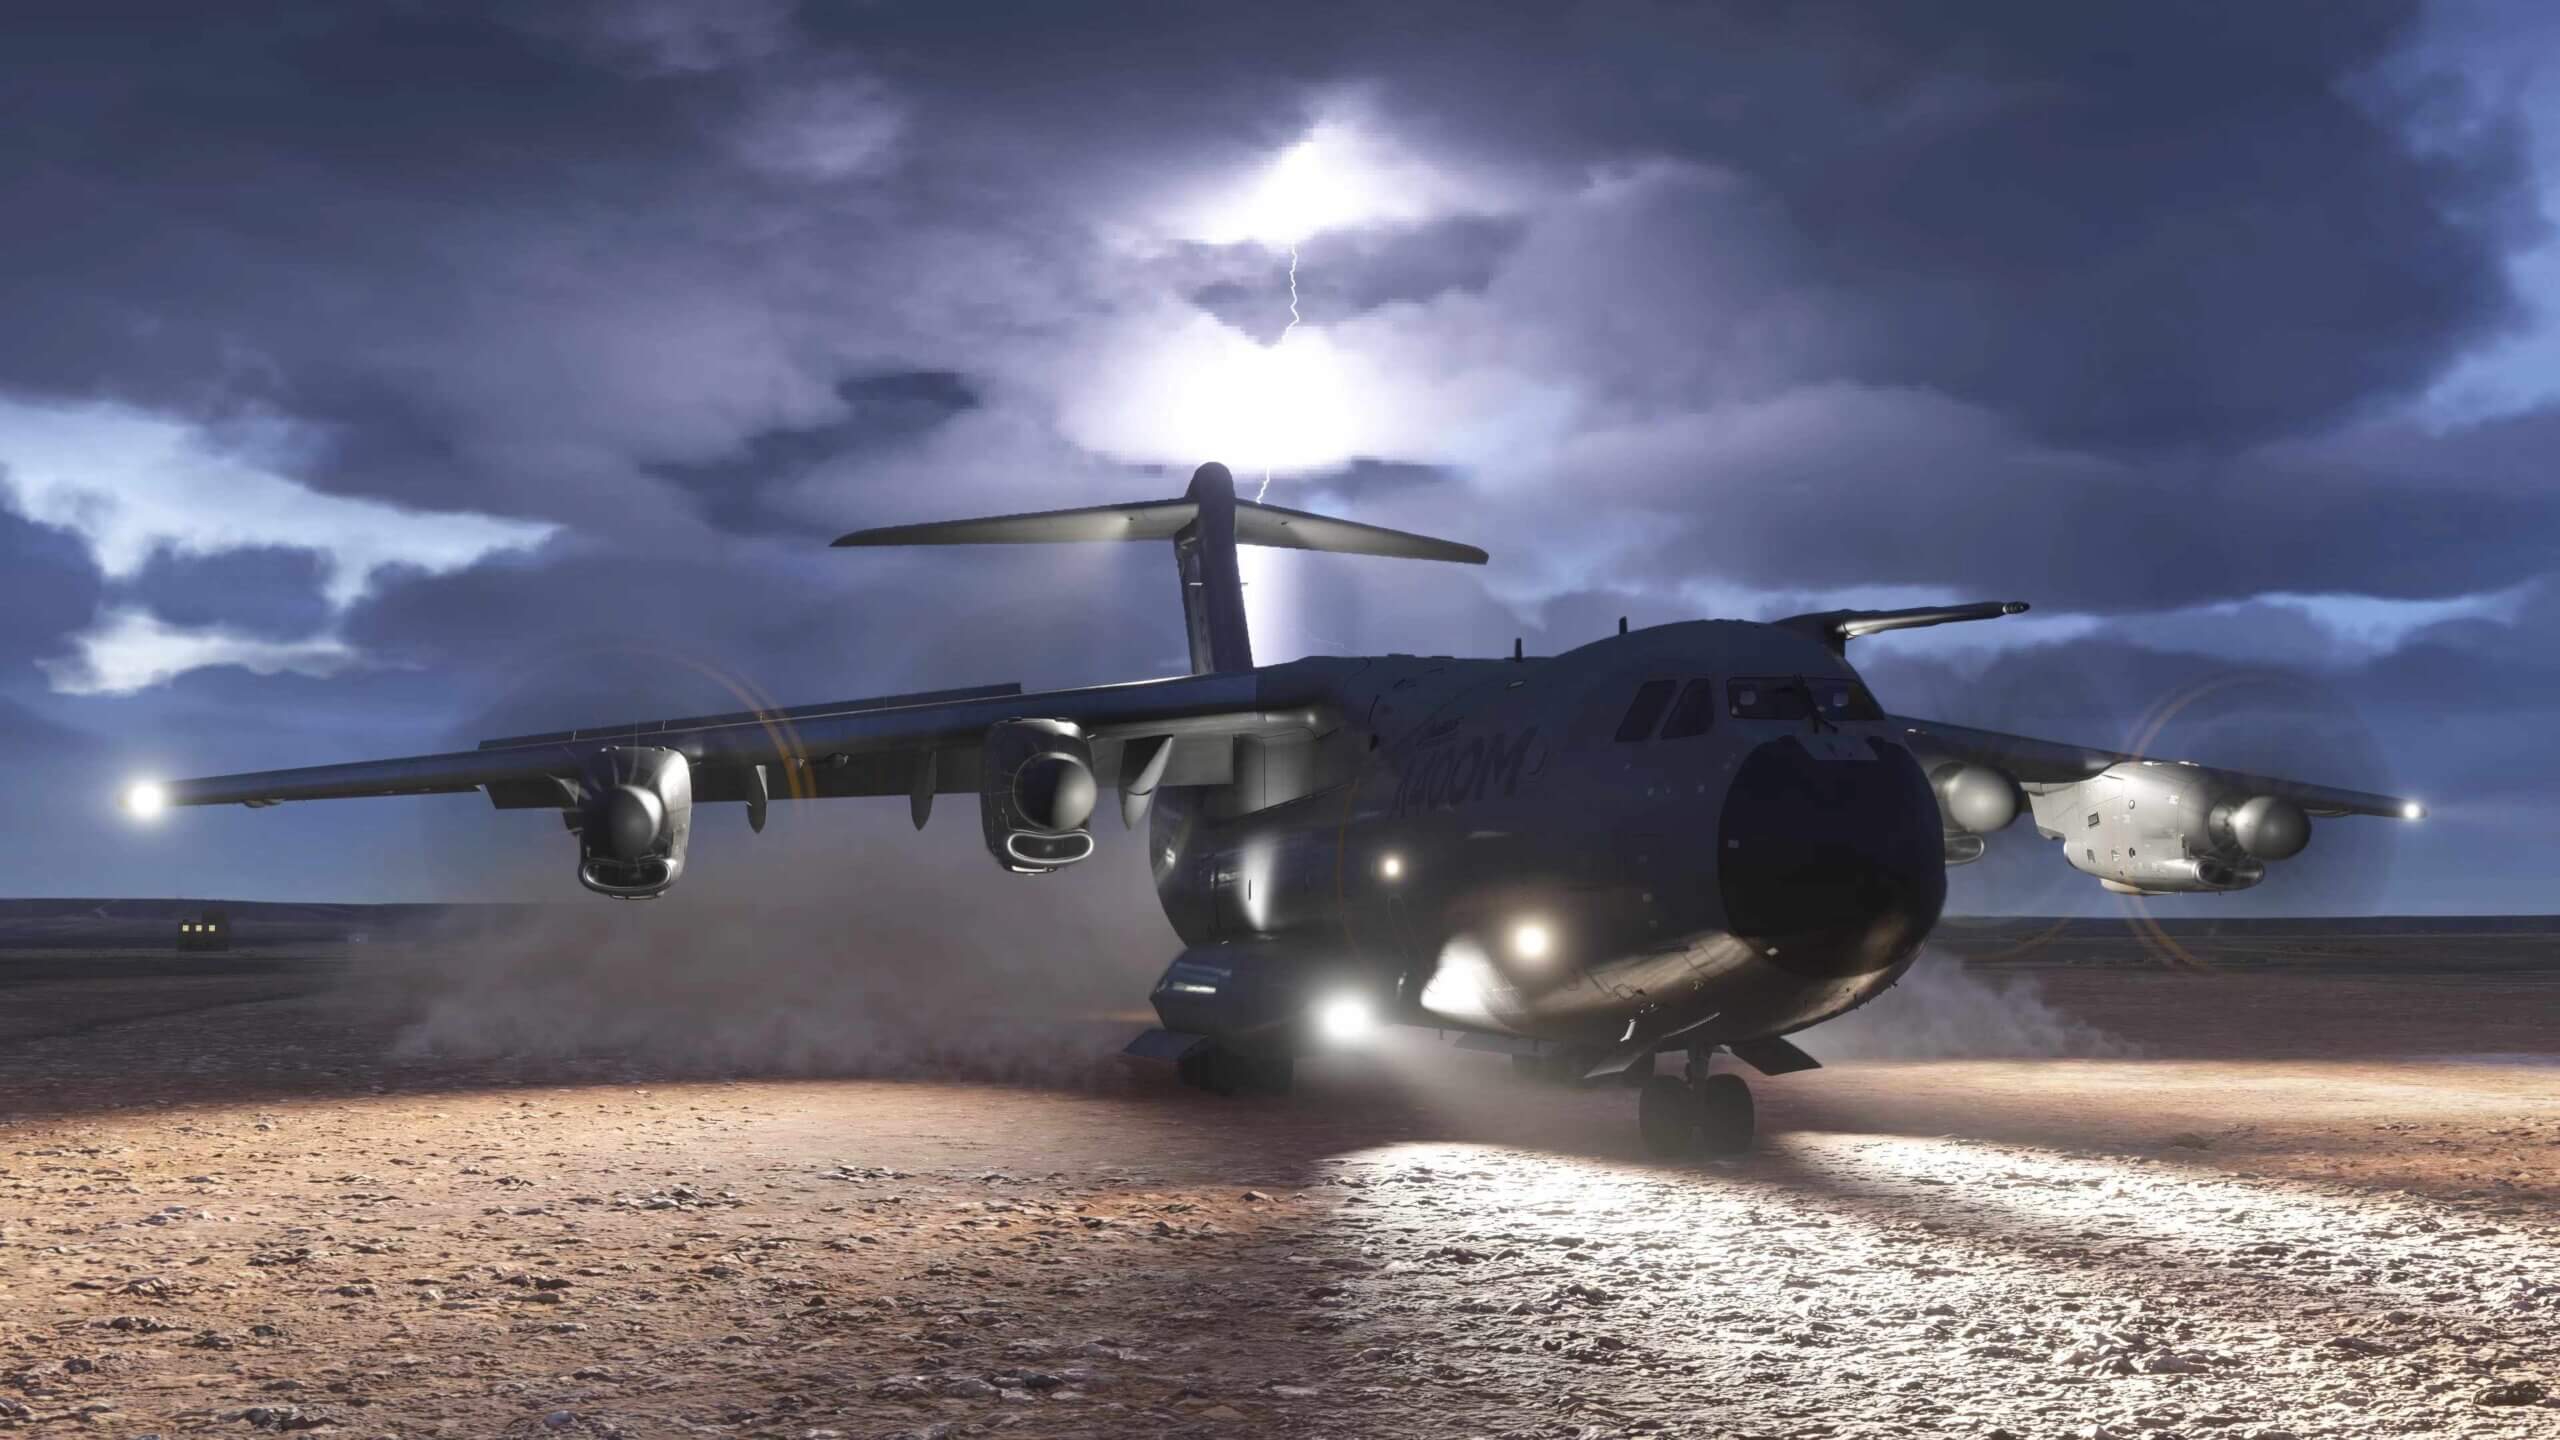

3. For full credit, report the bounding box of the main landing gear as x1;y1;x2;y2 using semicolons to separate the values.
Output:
1637;1043;1755;1159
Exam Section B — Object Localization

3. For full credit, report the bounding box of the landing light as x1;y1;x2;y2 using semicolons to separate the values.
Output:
2402;801;2425;821
1511;920;1552;962
123;781;168;822
1378;853;1404;881
1314;994;1374;1044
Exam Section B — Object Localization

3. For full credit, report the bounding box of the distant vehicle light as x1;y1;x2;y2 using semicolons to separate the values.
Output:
1511;920;1552;961
1314;994;1374;1044
124;781;168;821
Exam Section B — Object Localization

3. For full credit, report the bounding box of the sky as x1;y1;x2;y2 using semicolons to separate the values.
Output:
2;0;2555;914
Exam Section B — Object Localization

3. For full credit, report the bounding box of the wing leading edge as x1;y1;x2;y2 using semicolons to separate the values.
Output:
139;666;1338;813
1893;715;2421;820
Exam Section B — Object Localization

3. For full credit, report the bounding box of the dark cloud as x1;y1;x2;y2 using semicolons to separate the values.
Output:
1186;216;1527;342
1296;458;1464;501
0;1;2550;910
653;371;980;533
1560;388;2560;610
0;507;102;670
120;546;332;639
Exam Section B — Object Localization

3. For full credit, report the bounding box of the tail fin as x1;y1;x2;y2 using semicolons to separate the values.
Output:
832;461;1486;674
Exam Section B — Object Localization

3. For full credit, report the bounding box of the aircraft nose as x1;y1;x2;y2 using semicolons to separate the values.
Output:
1718;737;1946;979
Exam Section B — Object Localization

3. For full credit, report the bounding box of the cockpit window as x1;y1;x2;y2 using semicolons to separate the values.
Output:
1729;675;1885;722
1660;679;1718;739
1613;680;1677;741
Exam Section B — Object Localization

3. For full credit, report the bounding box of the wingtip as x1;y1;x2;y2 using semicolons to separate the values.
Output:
2002;601;2031;615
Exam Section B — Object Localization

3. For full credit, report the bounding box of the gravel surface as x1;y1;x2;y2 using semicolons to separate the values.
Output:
0;948;2553;1439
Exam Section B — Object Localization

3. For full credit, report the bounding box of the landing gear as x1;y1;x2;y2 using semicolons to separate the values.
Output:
1176;1044;1293;1096
1638;1075;1694;1156
1695;1071;1755;1157
1635;1046;1757;1159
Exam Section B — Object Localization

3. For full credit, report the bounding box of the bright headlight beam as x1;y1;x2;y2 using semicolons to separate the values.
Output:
1315;993;1374;1044
1511;920;1552;962
123;780;168;821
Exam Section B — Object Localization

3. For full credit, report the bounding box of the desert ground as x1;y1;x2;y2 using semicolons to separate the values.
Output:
1;919;2554;1440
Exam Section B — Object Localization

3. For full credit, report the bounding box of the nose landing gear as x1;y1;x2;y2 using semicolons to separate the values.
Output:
1637;1044;1756;1159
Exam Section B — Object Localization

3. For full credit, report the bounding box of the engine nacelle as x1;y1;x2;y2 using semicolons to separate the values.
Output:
2030;762;2300;895
1932;762;2021;835
574;747;692;898
980;719;1097;873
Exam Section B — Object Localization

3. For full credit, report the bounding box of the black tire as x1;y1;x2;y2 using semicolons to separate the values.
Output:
1638;1076;1697;1158
1696;1072;1755;1157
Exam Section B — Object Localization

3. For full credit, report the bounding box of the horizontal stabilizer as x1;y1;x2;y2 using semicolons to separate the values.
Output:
834;500;1197;549
835;495;1485;565
1232;500;1486;564
834;460;1483;676
829;476;1495;561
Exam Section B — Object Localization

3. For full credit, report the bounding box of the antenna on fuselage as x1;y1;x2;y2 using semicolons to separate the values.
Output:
1617;616;1628;636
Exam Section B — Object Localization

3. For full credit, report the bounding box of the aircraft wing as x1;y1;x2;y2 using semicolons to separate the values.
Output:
1890;716;2421;820
140;668;1335;815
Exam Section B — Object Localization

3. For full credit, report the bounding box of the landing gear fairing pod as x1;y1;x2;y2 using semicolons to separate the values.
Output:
127;461;2425;1158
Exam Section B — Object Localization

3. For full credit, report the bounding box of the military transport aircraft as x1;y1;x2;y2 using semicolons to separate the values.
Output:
126;462;2424;1157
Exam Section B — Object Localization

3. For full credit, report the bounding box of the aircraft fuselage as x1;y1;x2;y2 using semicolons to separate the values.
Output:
1145;618;1947;1059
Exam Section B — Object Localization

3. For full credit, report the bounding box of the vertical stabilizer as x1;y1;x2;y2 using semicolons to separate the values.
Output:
1173;462;1253;674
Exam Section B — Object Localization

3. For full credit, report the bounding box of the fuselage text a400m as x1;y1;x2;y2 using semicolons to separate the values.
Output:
128;462;2424;1157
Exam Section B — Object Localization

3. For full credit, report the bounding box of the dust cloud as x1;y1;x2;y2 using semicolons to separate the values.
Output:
1795;948;2133;1060
381;804;1176;1087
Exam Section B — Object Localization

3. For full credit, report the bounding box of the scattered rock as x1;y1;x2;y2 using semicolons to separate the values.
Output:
234;1404;329;1431
2478;1379;2546;1406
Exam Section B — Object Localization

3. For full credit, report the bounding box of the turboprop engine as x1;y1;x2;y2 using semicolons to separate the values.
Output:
573;747;693;898
2028;761;2313;895
980;719;1097;873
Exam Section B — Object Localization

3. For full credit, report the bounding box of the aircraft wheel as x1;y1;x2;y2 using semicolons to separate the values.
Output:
1695;1072;1756;1157
1637;1075;1698;1158
1176;1047;1229;1094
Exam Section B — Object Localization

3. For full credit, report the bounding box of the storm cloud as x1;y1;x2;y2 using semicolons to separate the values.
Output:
0;0;2552;911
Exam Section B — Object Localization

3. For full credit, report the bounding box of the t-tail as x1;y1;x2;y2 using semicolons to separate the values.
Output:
831;461;1487;674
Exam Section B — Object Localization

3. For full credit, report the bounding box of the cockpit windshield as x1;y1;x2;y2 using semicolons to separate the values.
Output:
1729;675;1884;722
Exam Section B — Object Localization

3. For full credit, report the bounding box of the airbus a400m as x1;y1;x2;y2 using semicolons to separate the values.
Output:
128;462;2422;1157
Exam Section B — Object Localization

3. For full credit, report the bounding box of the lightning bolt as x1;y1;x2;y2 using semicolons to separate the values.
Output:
1255;243;1300;504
